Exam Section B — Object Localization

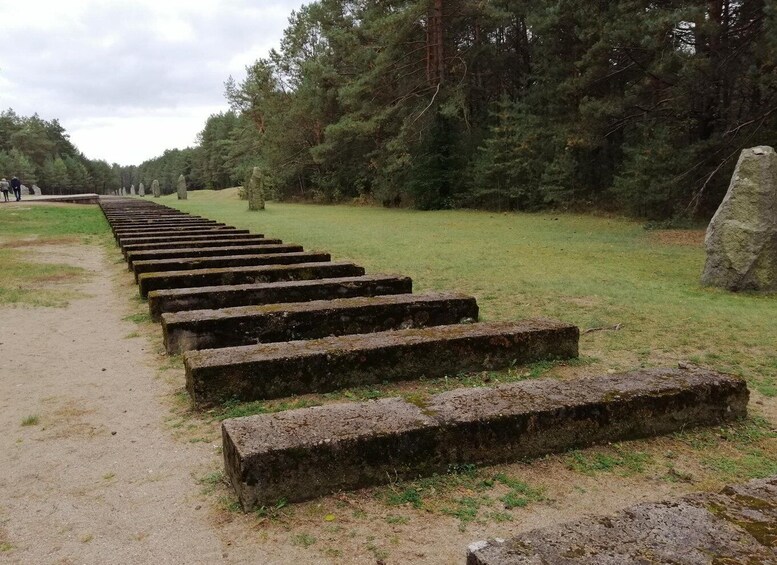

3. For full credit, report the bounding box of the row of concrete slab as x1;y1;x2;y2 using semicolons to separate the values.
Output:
100;199;749;533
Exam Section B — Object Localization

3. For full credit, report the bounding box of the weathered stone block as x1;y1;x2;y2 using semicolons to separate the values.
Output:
133;251;330;282
147;274;412;321
701;146;777;291
221;367;746;508
162;292;478;353
113;222;224;236
118;229;250;246
223;399;441;510
122;236;278;256
138;261;364;297
127;243;304;270
467;475;774;564
185;319;578;405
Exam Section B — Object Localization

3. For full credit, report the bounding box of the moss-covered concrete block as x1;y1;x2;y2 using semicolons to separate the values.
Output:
162;292;478;353
186;319;578;405
147;274;412;321
122;236;276;256
118;229;250;246
222;367;746;508
133;251;329;281
127;243;304;270
138;261;365;297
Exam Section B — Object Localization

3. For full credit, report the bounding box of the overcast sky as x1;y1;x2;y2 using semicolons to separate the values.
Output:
0;0;303;165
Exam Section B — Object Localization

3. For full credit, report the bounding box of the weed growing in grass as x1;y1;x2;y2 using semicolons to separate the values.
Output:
379;464;544;529
703;450;777;481
218;496;241;513
123;312;152;324
442;496;483;531
20;415;39;427
255;498;291;522
566;445;652;476
292;532;317;548
366;538;389;560
0;542;13;552
199;471;224;495
215;398;321;420
495;474;545;509
384;515;409;525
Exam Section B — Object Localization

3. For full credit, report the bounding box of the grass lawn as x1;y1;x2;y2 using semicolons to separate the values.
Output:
160;189;777;397
0;203;109;306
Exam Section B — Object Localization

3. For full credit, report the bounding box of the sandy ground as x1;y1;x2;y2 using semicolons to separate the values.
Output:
1;240;774;564
0;243;230;564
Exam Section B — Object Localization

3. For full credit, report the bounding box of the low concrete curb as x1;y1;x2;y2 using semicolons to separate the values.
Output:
147;274;413;321
221;367;746;508
162;291;478;353
186;319;578;404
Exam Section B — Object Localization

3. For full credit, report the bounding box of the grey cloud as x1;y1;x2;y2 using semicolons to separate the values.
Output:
2;0;302;115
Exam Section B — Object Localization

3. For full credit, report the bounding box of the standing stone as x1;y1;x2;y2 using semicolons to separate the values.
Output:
177;174;187;200
152;179;161;198
130;184;136;195
139;182;145;196
31;185;41;195
121;186;126;196
247;167;265;211
701;146;777;292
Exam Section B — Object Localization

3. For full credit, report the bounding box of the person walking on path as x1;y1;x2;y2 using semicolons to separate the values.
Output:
0;178;9;202
10;176;21;201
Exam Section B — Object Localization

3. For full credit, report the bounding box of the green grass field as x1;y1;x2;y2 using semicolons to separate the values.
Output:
161;189;777;396
0;204;110;306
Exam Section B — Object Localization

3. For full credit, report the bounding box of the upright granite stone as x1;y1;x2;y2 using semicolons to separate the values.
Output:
139;182;145;196
152;179;161;198
701;146;777;291
247;166;265;211
177;174;187;200
130;184;136;195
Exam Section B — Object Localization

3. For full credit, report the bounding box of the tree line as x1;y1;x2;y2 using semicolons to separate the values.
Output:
134;0;775;219
0;110;122;195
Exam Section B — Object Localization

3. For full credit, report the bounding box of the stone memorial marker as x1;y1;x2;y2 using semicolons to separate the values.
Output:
152;179;161;198
130;184;136;195
247;166;265;211
701;145;777;292
138;182;145;196
177;174;187;200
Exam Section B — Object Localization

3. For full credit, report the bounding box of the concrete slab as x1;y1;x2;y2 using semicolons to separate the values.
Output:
221;367;746;508
161;292;478;353
185;319;578;404
138;261;365;297
147;274;413;321
133;251;327;281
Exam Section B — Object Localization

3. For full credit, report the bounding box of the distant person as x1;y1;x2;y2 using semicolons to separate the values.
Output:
10;176;21;201
0;178;9;202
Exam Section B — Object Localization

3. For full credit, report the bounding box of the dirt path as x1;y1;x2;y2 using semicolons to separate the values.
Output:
0;243;231;564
